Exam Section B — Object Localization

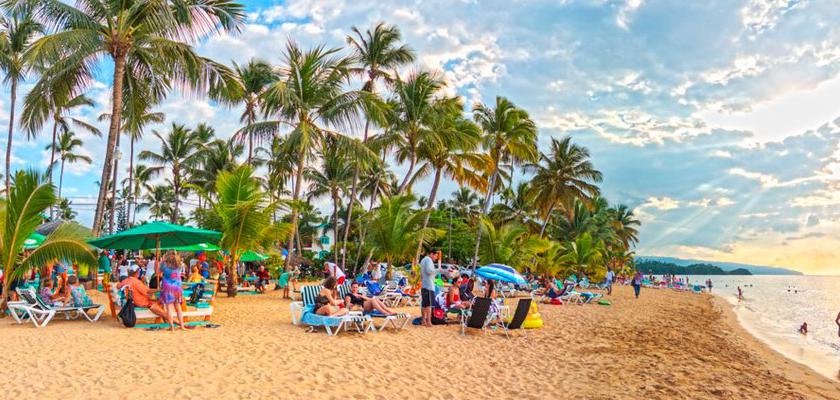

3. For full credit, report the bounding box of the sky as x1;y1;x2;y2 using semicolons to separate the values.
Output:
5;0;840;274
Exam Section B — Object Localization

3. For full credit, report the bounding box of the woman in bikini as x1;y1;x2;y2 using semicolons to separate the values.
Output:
345;282;396;315
314;295;348;317
446;277;470;310
318;276;344;309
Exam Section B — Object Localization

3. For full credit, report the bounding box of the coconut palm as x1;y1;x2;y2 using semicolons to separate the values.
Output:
138;124;201;223
56;197;76;220
254;41;377;269
609;204;640;250
388;71;446;194
222;59;277;164
489;182;535;227
364;194;441;277
445;187;481;219
559;232;604;277
122;164;154;225
204;165;289;296
44;130;91;201
0;169;95;310
470;96;538;267
21;93;99;191
136;184;175;221
340;22;415;269
408;98;486;264
0;8;41;194
20;0;245;236
526;136;602;237
305;139;352;265
477;217;549;270
190;138;244;201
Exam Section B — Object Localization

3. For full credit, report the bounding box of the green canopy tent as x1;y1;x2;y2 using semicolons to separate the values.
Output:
162;242;222;252
23;232;46;249
88;221;221;285
239;250;267;263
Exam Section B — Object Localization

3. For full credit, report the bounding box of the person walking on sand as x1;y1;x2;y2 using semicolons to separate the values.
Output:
631;271;643;299
605;267;615;295
420;248;442;327
737;286;743;302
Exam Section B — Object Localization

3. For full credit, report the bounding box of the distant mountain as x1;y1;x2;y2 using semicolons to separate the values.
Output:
636;256;803;275
636;260;752;276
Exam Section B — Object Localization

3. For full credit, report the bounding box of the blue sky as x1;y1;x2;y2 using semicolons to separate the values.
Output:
7;0;840;273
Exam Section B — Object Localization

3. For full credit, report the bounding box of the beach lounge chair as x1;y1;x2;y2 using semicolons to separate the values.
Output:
290;285;373;336
502;298;532;338
558;282;582;304
7;291;56;328
11;287;104;327
461;297;505;336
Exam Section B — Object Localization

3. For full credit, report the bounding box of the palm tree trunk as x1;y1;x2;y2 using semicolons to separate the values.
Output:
58;159;65;202
539;201;557;238
340;118;370;270
246;114;254;165
172;164;180;223
5;79;17;196
396;153;416;194
93;54;128;238
283;148;306;271
109;133;121;234
413;168;442;266
128;138;135;226
471;169;498;268
332;193;339;266
48;120;59;217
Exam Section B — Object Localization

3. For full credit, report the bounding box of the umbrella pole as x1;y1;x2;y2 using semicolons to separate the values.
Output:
156;237;161;288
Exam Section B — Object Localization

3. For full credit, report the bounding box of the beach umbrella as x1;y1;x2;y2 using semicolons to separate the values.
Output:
88;221;221;286
162;242;222;252
239;250;268;262
23;232;46;249
476;264;527;285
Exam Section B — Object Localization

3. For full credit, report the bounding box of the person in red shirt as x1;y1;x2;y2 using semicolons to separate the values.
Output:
255;265;271;293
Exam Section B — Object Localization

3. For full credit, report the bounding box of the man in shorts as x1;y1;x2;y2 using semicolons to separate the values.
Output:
419;248;441;327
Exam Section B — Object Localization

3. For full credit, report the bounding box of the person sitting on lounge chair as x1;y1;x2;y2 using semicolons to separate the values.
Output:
345;282;395;315
67;276;93;307
458;273;475;302
255;265;271;293
38;278;67;306
187;266;204;283
117;266;169;323
319;276;344;308
544;277;563;303
446;277;470;311
314;295;348;317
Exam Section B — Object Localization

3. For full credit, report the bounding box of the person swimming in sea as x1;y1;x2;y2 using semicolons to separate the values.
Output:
799;322;808;335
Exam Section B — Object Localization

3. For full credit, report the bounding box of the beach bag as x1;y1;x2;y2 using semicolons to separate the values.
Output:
118;290;137;328
431;307;447;325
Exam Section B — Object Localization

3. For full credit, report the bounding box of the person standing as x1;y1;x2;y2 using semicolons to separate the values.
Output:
604;267;615;295
737;286;743;302
835;311;840;338
419;248;441;327
631;270;643;299
159;251;186;331
98;250;112;286
706;278;713;293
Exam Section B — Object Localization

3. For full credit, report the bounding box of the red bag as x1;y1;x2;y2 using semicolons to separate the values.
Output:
433;308;445;320
550;298;562;305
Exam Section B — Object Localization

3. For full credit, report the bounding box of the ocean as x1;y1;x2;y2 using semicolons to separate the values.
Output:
686;275;840;381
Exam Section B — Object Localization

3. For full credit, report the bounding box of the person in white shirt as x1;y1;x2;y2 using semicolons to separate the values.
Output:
419;248;441;327
324;262;346;284
145;257;156;285
605;267;615;295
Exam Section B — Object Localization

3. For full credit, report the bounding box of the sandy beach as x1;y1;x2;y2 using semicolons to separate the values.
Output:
2;284;839;399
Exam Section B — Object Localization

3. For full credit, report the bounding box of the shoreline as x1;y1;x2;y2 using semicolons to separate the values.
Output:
2;285;840;398
710;294;840;395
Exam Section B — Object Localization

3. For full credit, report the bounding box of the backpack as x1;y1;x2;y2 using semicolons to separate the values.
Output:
118;289;137;328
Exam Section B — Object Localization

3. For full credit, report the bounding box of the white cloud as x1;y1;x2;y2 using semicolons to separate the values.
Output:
616;0;645;30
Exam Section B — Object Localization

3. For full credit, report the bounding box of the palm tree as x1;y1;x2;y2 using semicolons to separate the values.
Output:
559;232;604;276
138;124;201;223
489;182;535;226
0;170;94;310
56;197;76;220
609;204;640;250
0;8;41;194
446;187;481;219
477;217;549;270
22;0;245;237
364;194;441;278
470;96;538;267
388;71;446;194
205;166;289;296
256;41;377;269
340;22;415;270
136;184;175;221
305;139;352;265
255;136;294;222
99;103;164;226
21;93;99;192
190;138;244;201
44;130;91;201
526;136;602;237
224;59;277;164
409;98;486;264
123;164;154;225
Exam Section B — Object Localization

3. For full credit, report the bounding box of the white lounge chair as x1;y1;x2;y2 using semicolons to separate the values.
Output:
11;287;104;327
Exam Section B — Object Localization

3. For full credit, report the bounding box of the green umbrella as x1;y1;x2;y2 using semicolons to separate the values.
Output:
239;250;268;262
162;242;222;252
88;221;221;250
23;232;46;249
